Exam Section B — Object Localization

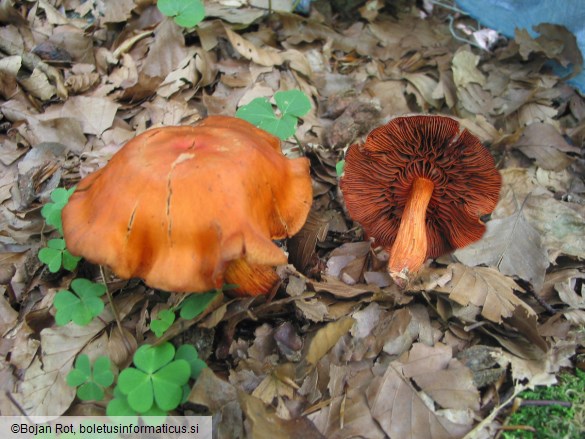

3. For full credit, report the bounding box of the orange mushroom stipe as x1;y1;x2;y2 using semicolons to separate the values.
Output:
62;116;312;296
340;115;502;287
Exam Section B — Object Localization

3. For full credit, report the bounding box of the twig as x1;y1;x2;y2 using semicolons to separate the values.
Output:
520;399;572;408
99;265;132;354
293;134;305;155
528;285;557;315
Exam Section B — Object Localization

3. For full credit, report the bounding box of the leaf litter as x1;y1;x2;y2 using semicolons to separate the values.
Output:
1;0;584;438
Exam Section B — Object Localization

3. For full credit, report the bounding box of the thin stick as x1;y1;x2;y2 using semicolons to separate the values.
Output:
99;265;132;353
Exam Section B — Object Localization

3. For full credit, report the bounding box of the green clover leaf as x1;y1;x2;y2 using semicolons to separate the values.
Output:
175;344;207;379
157;0;205;28
178;290;219;320
274;89;312;118
150;309;175;337
236;90;312;140
53;278;106;326
39;238;81;273
66;355;114;401
40;187;75;234
116;343;190;414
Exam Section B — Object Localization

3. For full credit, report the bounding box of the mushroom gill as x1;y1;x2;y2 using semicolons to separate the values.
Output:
340;114;501;286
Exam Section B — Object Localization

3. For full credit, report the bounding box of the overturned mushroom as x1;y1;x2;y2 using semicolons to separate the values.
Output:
62;116;312;296
340;115;501;287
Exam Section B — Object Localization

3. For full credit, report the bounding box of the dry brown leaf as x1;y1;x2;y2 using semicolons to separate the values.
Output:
19;66;57;100
188;368;244;438
101;0;136;23
141;18;191;79
65;72;100;94
454;211;549;292
422;264;533;323
0;290;18;334
304;317;355;367
225;26;283;67
513;122;576;171
367;360;472;439
288;210;329;273
156;49;200;98
309;388;386;439
404;343;480;412
239;391;325;439
58;96;119;136
11;356;76;417
452;47;486;88
310;275;380;298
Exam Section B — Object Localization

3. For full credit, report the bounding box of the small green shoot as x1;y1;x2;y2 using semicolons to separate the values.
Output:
150;309;176;337
236;89;311;140
40;187;75;234
175;344;207;379
178;290;219;320
53;278;106;326
39;238;81;273
66;354;114;401
115;342;190;413
336;159;345;177
157;0;205;28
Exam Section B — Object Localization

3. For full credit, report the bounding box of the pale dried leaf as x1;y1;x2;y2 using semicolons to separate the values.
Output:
13;356;76;417
0;290;18;334
225;26;283;67
454;211;549;292
452;48;486;87
239;391;325;439
59;96;119;136
513;122;576;170
305;317;355;366
428;264;533;323
367;361;472;439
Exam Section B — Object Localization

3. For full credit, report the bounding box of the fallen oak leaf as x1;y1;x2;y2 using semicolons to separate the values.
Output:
415;264;534;323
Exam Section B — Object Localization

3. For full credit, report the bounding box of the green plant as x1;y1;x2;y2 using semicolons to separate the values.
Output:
336;159;345;177
66;354;114;401
503;369;585;439
38;238;81;273
157;0;205;28
178;290;219;320
108;342;190;414
53;278;106;326
236;89;311;140
39;187;81;273
41;187;75;234
175;344;207;379
150;309;176;338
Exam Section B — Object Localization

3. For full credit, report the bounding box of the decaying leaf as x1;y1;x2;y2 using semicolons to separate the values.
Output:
512;122;577;171
225;26;283;67
454;210;549;292
367;346;474;439
416;264;534;323
304;317;355;367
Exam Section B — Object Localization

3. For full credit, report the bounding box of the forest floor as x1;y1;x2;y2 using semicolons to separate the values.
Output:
0;1;584;438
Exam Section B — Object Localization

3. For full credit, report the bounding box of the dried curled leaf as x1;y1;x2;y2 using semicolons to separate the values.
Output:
417;264;534;323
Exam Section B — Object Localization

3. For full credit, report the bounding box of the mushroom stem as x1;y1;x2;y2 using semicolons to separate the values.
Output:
388;177;434;287
224;259;280;296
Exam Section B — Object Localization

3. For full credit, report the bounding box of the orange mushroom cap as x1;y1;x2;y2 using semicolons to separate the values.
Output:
340;115;501;287
62;116;312;296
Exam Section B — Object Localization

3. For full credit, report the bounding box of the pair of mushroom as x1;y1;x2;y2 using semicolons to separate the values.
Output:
62;115;500;295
